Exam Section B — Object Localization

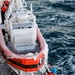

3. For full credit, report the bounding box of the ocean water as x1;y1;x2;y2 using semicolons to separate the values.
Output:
32;0;75;75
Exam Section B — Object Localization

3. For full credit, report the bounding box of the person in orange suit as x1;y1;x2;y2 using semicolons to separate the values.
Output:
1;0;10;24
44;65;57;75
1;0;10;36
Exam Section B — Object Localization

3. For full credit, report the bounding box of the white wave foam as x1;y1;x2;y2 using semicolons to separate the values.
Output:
49;0;64;3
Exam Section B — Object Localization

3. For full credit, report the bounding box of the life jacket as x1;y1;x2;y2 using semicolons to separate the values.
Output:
1;5;8;12
1;0;9;12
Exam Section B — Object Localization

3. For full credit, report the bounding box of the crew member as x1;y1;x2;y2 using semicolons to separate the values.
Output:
1;0;10;36
44;65;57;75
1;0;10;24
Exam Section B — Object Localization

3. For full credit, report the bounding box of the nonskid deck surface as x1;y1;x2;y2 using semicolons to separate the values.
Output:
0;62;11;75
34;72;42;75
7;41;40;54
21;71;42;75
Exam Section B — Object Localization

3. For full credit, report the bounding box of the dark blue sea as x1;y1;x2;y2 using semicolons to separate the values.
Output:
32;0;75;75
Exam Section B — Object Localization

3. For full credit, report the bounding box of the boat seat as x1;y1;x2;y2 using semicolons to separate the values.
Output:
16;13;34;23
11;28;36;52
10;11;35;23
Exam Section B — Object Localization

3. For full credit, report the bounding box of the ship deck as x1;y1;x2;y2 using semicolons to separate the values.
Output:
7;41;40;54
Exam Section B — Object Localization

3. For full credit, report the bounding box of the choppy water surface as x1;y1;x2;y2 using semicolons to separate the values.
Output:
32;0;75;75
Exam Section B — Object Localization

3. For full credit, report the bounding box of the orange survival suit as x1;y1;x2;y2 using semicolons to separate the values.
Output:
1;0;10;24
1;0;10;36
